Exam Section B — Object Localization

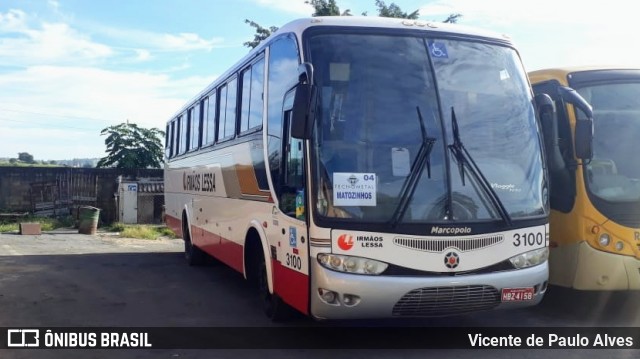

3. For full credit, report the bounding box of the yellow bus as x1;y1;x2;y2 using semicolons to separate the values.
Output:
164;17;551;320
530;67;640;290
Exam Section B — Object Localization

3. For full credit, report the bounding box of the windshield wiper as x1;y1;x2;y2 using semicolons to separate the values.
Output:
448;107;513;226
390;106;436;228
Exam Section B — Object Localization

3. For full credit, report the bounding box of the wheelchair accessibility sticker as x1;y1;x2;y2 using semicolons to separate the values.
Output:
428;41;448;59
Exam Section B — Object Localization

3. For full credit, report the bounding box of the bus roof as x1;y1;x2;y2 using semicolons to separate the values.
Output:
529;66;640;85
167;16;515;122
273;16;511;42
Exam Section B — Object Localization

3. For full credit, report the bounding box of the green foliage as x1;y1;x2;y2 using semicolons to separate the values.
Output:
0;161;60;168
157;226;178;237
244;0;350;49
18;152;35;164
96;122;164;169
306;0;343;16
245;1;461;49
0;222;15;232
443;13;463;23
0;215;75;233
375;0;419;19
105;223;177;240
106;222;127;232
243;20;279;49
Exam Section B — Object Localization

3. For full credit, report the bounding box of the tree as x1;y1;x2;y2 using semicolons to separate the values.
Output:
243;20;279;49
9;158;17;164
244;1;461;49
244;0;350;49
375;0;419;19
306;0;346;16
443;13;463;23
96;122;164;169
17;152;34;164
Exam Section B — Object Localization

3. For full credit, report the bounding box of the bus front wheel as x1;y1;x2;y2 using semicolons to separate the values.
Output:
258;251;290;321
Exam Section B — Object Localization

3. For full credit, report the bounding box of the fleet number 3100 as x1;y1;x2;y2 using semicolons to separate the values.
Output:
512;232;544;247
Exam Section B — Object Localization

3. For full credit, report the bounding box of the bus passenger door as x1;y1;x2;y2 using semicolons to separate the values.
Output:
271;103;310;315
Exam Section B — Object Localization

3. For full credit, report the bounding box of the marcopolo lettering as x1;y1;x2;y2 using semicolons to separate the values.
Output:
431;226;472;235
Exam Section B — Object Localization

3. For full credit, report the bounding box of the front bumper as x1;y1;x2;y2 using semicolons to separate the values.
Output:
310;259;548;320
571;241;640;290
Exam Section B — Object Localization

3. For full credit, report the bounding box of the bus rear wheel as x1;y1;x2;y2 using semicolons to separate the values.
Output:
183;220;205;266
257;251;290;321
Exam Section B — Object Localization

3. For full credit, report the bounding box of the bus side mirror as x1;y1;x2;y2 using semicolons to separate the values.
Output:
575;119;593;160
291;63;316;139
535;93;566;172
557;86;593;160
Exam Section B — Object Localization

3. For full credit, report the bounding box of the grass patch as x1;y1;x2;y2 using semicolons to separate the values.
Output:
105;223;177;240
0;222;16;232
107;222;126;233
0;215;75;233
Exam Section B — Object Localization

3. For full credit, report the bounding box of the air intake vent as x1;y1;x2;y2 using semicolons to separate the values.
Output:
393;235;503;252
392;285;500;317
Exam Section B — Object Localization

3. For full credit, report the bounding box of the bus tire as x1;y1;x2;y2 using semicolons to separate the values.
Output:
183;218;205;266
258;250;291;321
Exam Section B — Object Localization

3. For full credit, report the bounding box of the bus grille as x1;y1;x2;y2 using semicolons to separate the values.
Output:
393;235;503;252
392;285;500;317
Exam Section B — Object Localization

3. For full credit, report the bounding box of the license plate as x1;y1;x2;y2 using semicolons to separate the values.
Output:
501;287;534;302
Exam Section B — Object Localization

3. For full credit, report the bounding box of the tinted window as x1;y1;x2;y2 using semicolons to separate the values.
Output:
240;67;252;132
217;85;228;141
168;121;175;158
165;124;170;158
224;78;238;139
267;35;299;191
218;79;238;141
308;33;545;223
189;105;200;150
203;94;216;145
240;58;266;134
580;82;640;202
179;114;188;155
249;58;265;130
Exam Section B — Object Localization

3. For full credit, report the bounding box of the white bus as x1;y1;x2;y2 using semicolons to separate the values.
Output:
164;17;550;320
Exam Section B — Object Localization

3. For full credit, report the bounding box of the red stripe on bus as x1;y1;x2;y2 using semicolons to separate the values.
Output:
171;218;308;314
165;215;182;237
195;227;244;274
272;259;309;315
168;218;243;275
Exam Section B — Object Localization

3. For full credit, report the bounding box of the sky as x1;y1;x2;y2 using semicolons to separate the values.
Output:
1;0;639;161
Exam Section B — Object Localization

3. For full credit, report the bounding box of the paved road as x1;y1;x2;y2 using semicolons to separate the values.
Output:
0;229;638;358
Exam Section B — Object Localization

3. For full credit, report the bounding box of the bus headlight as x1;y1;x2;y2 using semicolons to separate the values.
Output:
317;253;388;275
615;241;624;251
598;233;611;246
509;248;549;269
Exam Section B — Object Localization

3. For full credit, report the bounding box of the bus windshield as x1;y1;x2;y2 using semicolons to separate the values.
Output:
308;32;545;225
578;82;640;202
